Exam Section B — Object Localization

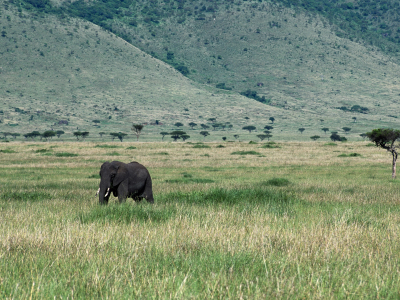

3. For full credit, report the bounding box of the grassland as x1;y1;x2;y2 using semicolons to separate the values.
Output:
1;140;400;298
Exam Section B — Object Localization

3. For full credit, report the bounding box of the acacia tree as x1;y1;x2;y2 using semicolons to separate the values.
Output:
181;134;190;142
212;123;221;131
170;130;186;141
174;122;184;128
243;125;256;133
42;130;56;141
298;128;305;134
132;124;144;141
256;134;268;141
322;128;329;134
73;131;82;140
343;127;352;134
56;130;65;138
200;131;210;141
310;135;320;141
116;133;127;142
160;132;169;140
188;122;197;129
366;128;400;179
11;133;20;139
81;131;89;140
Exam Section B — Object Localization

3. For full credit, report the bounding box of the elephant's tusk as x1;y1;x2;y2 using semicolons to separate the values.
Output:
95;188;100;196
104;188;110;197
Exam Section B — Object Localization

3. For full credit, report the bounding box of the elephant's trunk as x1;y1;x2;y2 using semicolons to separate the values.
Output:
98;181;111;204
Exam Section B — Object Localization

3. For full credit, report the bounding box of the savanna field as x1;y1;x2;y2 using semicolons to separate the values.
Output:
1;140;400;299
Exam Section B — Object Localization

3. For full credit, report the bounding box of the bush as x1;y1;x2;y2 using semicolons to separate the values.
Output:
338;153;362;157
193;144;211;148
261;178;291;187
55;152;78;157
231;151;261;155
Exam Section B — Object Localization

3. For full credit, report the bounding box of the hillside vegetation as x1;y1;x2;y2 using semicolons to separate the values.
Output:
1;0;400;141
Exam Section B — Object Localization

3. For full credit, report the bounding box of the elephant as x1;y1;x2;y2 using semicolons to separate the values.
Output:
96;161;154;204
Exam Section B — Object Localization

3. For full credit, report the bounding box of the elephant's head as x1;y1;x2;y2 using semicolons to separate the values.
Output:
98;161;128;204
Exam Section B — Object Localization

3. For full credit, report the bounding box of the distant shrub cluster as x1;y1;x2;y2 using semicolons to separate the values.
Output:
336;105;369;114
240;90;270;104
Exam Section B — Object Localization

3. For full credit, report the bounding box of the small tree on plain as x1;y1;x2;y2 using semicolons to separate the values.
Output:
256;134;268;141
174;122;184;128
269;117;275;124
110;133;118;141
352;117;357;123
201;124;210;130
212;123;221;131
170;130;186;141
330;133;346;142
98;132;105;138
73;131;82;140
81;131;89;140
160;132;169;140
233;134;239;140
11;133;20;139
264;125;273;131
181;134;190;142
56;130;65;138
298;128;305;134
243;125;256;133
366;128;400;179
42;130;56;141
310;135;320;141
132;124;144;141
322;128;329;134
222;137;227;141
343;127;352;134
188;122;197;129
2;132;11;139
200;131;210;141
360;133;367;139
117;133;127;142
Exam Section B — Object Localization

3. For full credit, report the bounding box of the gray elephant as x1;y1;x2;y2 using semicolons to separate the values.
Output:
96;161;154;204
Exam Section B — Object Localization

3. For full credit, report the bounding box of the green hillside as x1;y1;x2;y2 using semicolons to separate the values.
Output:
1;0;400;141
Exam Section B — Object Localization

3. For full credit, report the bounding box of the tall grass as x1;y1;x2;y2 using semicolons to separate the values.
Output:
1;141;400;298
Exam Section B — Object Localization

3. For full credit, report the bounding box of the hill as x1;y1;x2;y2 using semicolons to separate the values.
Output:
1;0;400;142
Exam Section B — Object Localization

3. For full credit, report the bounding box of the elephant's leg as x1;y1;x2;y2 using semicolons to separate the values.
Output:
117;184;128;203
143;178;154;204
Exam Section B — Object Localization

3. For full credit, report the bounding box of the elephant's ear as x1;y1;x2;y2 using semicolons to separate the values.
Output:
113;167;128;186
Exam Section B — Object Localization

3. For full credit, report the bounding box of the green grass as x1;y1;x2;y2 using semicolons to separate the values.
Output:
338;152;362;157
231;150;261;155
105;152;121;156
261;178;291;187
54;152;78;157
2;142;400;298
79;204;176;224
193;144;211;149
95;144;122;149
260;142;281;149
0;149;17;153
